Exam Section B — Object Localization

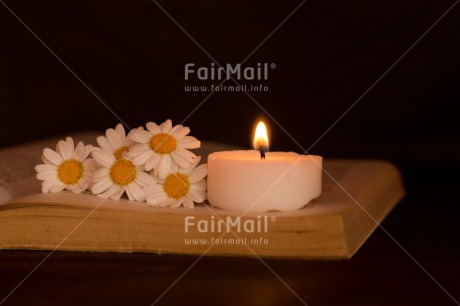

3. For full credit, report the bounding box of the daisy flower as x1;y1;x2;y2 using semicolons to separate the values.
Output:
91;150;156;201
96;123;138;160
128;119;200;179
143;157;207;209
35;137;94;193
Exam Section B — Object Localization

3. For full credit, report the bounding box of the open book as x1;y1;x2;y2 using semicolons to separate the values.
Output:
0;132;404;259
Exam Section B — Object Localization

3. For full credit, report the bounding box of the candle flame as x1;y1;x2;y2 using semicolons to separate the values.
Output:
253;121;269;150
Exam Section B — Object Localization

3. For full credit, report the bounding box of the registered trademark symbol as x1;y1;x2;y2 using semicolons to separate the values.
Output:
270;63;276;69
270;216;276;222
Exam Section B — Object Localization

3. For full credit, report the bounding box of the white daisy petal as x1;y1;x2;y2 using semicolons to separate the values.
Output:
192;156;202;167
146;122;161;134
169;162;179;174
115;124;126;143
189;164;208;183
50;184;66;193
145;154;160;172
183;199;195;209
80;145;94;161
132;150;153;167
42;184;50;193
160;198;176;207
43;148;63;166
77;179;89;191
35;164;56;172
171;151;192;168
159;155;172;179
143;184;164;197
183;156;201;174
110;186;125;200
174;147;196;165
178;136;200;149
90;159;100;172
99;146;113;157
56;138;73;159
65;137;74;151
126;128;138;146
74;142;84;161
97;136;112;151
160;119;172;133
82;158;95;171
132;129;153;143
41;154;53;165
125;186;134;200
191;179;207;191
135;172;156;187
98;184;120;199
171;199;184;208
188;189;204;203
128;183;145;201
144;184;171;205
107;129;123;150
92;168;110;181
42;177;62;187
146;192;168;206
37;171;57;181
195;189;207;201
56;139;73;160
168;124;184;137
68;185;83;193
128;143;150;155
93;151;115;168
171;126;190;138
91;177;112;194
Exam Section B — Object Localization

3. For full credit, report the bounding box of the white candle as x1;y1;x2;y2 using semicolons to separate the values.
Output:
207;122;322;212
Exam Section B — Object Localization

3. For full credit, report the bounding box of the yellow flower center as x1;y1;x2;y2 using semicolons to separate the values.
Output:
163;173;190;199
149;133;177;154
57;159;84;185
114;146;129;160
110;159;136;186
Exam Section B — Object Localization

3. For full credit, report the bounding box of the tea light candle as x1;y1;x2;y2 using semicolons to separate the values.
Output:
207;122;322;212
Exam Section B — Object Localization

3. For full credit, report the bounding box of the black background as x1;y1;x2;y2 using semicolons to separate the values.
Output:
0;0;459;305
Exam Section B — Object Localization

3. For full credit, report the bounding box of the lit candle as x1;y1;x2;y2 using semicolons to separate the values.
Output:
207;121;322;212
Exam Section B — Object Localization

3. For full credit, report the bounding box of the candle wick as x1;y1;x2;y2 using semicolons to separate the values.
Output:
259;147;265;160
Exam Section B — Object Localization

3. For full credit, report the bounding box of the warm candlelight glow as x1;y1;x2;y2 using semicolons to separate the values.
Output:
208;119;323;212
253;121;269;150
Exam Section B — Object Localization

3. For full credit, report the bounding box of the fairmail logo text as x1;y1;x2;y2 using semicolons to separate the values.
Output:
184;215;273;233
184;63;274;81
